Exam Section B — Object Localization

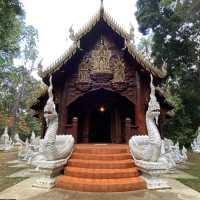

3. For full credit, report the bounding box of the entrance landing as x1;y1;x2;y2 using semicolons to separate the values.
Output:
55;144;146;192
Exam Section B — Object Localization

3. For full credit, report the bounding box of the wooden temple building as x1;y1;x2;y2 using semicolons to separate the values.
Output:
30;3;174;144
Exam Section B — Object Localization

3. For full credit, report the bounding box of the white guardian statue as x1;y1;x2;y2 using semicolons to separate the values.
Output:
129;74;162;162
30;76;74;165
0;127;12;151
129;74;174;189
30;76;75;189
191;127;200;153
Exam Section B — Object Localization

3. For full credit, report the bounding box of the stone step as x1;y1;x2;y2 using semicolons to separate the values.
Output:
74;144;129;154
67;159;135;169
55;176;146;192
64;167;140;179
56;144;146;192
71;152;132;160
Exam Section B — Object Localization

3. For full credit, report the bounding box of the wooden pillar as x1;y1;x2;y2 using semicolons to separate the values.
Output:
58;106;67;135
135;71;146;134
58;81;68;135
115;109;121;143
82;112;90;143
72;117;78;143
125;118;131;143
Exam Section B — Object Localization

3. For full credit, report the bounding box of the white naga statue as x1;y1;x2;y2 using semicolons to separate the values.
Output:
162;139;187;164
181;146;188;161
18;138;30;160
14;133;24;146
129;74;176;189
129;74;161;161
129;74;174;171
30;131;36;145
31;76;74;166
0;127;12;150
191;127;200;153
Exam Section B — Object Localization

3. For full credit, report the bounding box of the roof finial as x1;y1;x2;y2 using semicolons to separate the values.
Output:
37;58;44;77
69;24;76;41
101;0;104;8
129;23;135;44
100;0;104;15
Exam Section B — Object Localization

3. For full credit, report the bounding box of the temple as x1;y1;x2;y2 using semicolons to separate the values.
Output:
30;4;174;144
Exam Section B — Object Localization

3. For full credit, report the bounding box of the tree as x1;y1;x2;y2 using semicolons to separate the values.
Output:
189;0;200;15
0;1;42;137
137;35;153;60
0;64;42;136
9;25;39;137
136;0;200;147
0;0;24;66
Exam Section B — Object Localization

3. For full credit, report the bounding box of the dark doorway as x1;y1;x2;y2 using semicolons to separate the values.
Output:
67;89;135;143
90;107;111;143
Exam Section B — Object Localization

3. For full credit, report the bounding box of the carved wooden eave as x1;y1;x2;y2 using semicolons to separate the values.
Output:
41;43;77;79
155;86;176;109
126;43;167;78
28;85;48;109
39;7;166;80
74;9;129;42
29;83;175;110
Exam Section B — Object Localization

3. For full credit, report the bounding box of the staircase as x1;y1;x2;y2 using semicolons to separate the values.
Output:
55;144;146;192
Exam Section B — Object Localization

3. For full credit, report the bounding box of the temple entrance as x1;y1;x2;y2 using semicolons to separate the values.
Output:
67;89;135;143
90;106;111;143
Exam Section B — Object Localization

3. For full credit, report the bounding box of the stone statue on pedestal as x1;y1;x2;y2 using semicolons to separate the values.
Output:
0;127;12;151
129;74;162;162
30;131;36;145
191;127;200;153
129;74;174;189
30;76;75;189
14;133;24;146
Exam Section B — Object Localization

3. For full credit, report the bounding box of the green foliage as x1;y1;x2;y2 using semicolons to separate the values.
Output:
0;0;24;66
137;35;153;59
0;64;42;136
18;25;39;70
0;1;42;137
136;0;200;146
178;152;200;192
164;103;194;147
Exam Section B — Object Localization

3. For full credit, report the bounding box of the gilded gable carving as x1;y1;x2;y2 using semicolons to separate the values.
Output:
112;56;126;82
90;39;112;74
79;55;91;82
78;36;126;83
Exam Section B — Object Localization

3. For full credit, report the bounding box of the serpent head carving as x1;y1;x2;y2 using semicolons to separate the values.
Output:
146;74;160;125
44;76;57;125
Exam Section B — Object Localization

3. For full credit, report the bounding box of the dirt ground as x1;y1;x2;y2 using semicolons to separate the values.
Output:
0;150;200;200
178;152;200;192
0;149;27;192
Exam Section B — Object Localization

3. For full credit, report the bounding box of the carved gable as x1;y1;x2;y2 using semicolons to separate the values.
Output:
78;35;126;83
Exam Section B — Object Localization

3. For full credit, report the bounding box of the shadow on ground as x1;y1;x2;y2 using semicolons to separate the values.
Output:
26;188;180;200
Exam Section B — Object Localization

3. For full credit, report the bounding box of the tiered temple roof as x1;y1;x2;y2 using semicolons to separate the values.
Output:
39;5;167;79
30;3;173;110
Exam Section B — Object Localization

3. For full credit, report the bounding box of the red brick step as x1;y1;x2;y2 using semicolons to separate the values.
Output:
68;159;135;169
55;144;146;192
75;144;129;154
71;152;132;160
64;167;140;179
56;176;146;192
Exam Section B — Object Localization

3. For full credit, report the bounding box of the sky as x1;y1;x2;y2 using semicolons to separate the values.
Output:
20;0;142;69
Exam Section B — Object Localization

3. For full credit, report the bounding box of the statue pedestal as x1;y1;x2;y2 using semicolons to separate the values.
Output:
134;159;173;189
32;158;68;189
0;144;13;151
142;174;171;190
